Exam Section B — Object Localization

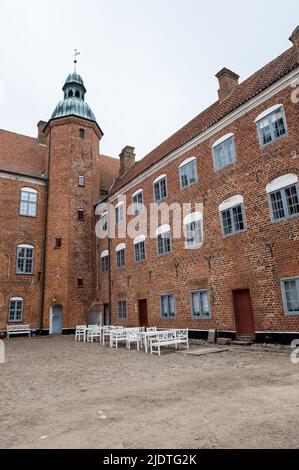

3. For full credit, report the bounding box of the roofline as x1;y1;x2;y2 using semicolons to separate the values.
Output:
45;115;104;137
0;128;40;142
0;169;47;184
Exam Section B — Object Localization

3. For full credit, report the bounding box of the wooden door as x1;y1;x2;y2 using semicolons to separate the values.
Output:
233;289;255;338
138;299;148;328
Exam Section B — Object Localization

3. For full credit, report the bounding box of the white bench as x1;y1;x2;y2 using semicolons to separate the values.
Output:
150;329;189;356
7;324;31;339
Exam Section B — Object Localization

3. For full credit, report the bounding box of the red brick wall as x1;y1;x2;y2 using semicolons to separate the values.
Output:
98;85;299;334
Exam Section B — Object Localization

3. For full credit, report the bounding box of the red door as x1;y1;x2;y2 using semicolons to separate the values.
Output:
138;299;148;328
233;289;255;338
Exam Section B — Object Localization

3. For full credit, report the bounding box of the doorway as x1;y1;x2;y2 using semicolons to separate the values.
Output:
50;305;63;335
103;303;110;326
138;299;148;328
233;289;255;338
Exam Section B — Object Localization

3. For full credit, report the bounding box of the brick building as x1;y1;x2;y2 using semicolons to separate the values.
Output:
96;27;299;342
1;27;299;341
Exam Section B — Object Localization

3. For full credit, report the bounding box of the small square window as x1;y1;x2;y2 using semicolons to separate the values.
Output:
77;277;84;288
55;237;62;249
80;128;85;139
78;176;85;187
78;209;85;221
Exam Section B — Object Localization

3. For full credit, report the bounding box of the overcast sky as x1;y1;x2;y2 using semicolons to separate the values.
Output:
0;0;297;161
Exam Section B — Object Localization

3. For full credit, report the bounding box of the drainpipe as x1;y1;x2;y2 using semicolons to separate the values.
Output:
108;236;112;325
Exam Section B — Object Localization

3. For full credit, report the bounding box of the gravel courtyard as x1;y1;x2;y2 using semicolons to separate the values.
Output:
0;336;298;449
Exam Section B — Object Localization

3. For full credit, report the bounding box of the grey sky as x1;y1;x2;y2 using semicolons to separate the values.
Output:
0;0;297;161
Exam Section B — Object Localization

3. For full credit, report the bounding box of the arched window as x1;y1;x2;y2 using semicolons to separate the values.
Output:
219;195;246;237
134;235;146;262
75;90;80;98
16;244;34;275
255;104;287;147
132;189;144;214
183;212;203;248
212;133;236;171
68;90;73;98
116;243;126;267
155;224;171;256
115;201;124;224
153;175;167;202
8;297;24;322
20;188;37;217
101;212;108;232
101;250;109;273
179;157;197;188
266;174;299;221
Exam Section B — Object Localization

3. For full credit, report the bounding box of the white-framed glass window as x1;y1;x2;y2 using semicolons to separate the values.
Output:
160;294;176;318
190;290;211;319
179;158;197;189
153;175;167;202
20;188;37;217
78;175;85;187
212;133;236;172
134;235;146;263
101;212;108;232
156;225;171;256
116;243;126;268
266;174;299;222
184;212;203;248
255;105;287;147
132;190;144;215
281;277;299;316
118;300;127;320
115;202;124;224
101;250;109;273
8;297;24;322
219;195;246;237
16;244;34;274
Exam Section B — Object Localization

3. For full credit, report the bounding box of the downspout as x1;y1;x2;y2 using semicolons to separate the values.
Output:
40;127;52;333
108;236;112;325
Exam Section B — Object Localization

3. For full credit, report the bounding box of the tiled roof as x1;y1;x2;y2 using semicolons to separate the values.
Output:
0;129;47;179
109;45;299;196
99;154;120;193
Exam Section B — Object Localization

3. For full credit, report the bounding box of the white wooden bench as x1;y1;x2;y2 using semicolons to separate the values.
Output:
7;324;31;339
150;329;189;356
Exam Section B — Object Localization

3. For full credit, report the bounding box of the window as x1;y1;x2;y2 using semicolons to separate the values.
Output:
153;175;167;202
116;244;126;268
212;134;236;171
266;175;299;222
115;202;124;224
184;212;203;248
16;245;34;275
20;188;37;217
134;236;146;263
78;209;84;221
101;250;109;273
118;300;127;320
156;225;171;256
68;90;73;98
255;105;287;147
179;158;197;188
160;294;176;318
80;128;85;139
75;90;80;98
219;196;245;237
8;297;23;322
101;213;108;232
55;237;62;249
281;277;299;316
132;190;144;214
190;290;211;318
78;175;85;187
77;277;84;288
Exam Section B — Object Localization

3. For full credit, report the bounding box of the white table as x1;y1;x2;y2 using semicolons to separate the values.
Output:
137;331;159;353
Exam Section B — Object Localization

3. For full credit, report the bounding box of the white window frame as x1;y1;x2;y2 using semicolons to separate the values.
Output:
281;277;299;316
116;243;126;268
255;104;288;147
101;250;109;273
153;175;167;202
179;157;198;189
20;188;38;217
190;290;211;319
8;297;24;323
266;174;299;222
212;133;236;172
132;189;144;214
78;175;85;187
16;244;34;275
219;195;246;237
160;294;176;319
134;235;146;263
118;300;127;320
115;202;124;225
156;225;171;256
184;212;203;249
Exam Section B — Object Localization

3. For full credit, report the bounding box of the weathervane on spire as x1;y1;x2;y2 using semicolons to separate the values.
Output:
74;49;80;73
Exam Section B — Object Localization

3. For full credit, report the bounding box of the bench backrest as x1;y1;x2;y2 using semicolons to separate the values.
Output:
7;324;30;332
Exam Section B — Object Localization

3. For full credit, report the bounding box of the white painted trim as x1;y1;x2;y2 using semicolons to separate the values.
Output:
0;172;46;186
115;201;125;208
116;243;126;252
254;104;283;122
101;211;108;218
219;195;244;212
153;174;166;184
101;250;109;258
266;174;298;193
184;212;203;224
212;132;234;149
132;188;143;198
179;157;196;168
17;244;34;249
134;234;146;245
155;224;171;236
20;187;38;194
10;297;23;302
100;68;299;205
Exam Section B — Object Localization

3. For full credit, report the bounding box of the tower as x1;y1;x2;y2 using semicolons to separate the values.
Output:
42;67;103;334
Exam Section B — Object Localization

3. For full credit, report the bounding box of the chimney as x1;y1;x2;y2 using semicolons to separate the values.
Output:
216;68;239;102
119;146;135;176
290;25;299;50
37;120;47;145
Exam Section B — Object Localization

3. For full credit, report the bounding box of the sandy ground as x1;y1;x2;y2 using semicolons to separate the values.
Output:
0;336;298;449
